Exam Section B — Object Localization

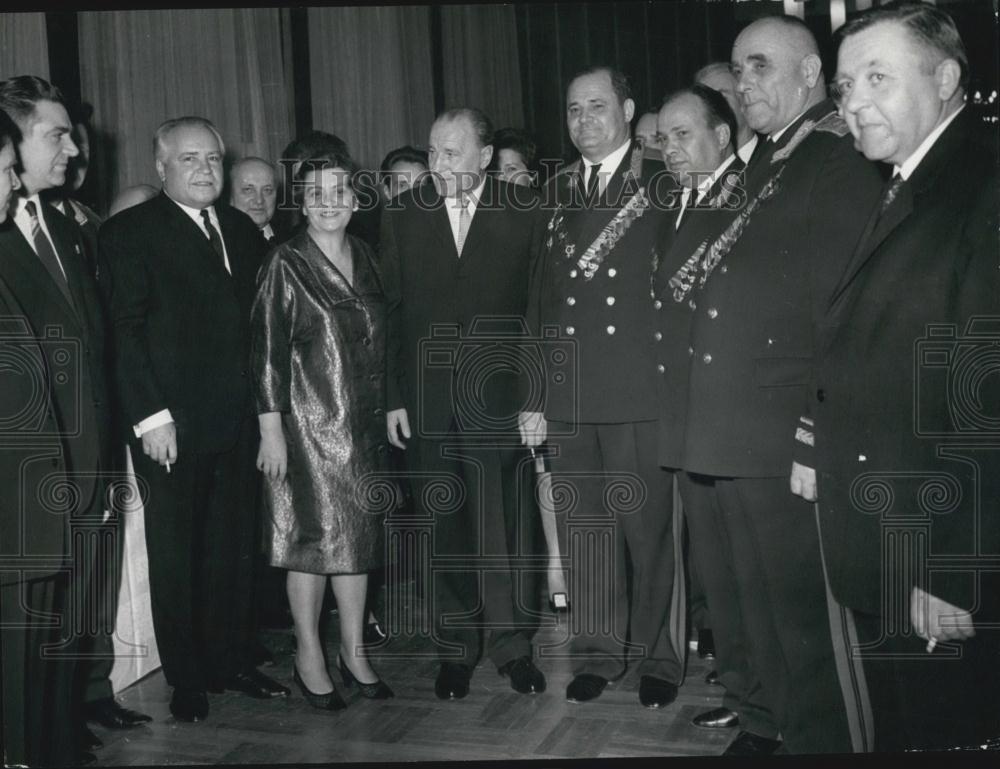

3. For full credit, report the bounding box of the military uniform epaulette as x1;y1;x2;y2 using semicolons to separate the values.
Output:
813;110;850;137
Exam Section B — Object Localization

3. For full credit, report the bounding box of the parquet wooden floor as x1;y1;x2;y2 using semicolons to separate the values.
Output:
92;593;731;765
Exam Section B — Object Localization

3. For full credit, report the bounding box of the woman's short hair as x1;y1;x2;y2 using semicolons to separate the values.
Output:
292;149;359;207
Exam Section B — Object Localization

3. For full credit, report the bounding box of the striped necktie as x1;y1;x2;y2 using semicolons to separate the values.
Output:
25;200;75;309
456;199;471;256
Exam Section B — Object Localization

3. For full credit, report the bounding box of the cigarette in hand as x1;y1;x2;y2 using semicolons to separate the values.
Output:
926;637;937;653
165;461;171;474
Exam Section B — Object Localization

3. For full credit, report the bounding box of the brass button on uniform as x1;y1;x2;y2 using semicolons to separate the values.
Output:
606;325;616;335
654;300;662;310
608;268;617;277
567;297;576;306
688;347;694;356
720;265;728;274
566;326;575;335
707;308;718;319
657;364;666;373
606;297;615;306
654;331;662;341
570;269;578;278
702;353;713;364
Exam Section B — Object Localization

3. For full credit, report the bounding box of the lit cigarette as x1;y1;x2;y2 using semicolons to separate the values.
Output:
926;637;937;653
165;461;171;474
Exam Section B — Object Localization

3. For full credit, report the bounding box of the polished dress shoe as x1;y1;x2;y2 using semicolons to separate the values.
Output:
435;662;471;700
566;673;608;703
78;724;103;750
293;667;347;710
697;629;715;659
85;697;153;729
723;730;782;756
363;620;388;645
705;669;721;686
337;655;394;699
169;688;209;722
638;675;678;708
224;668;291;699
693;706;740;728
498;656;546;694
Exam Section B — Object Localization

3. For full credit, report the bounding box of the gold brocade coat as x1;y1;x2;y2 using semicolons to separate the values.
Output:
250;231;388;574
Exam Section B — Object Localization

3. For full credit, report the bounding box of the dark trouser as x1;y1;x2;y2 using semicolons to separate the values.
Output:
133;417;260;691
685;474;852;753
854;604;1000;751
408;431;540;669
1;575;77;767
686;528;710;633
679;472;777;738
549;421;682;682
79;513;123;705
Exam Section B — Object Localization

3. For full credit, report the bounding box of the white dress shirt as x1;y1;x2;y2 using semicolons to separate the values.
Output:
13;194;67;278
675;151;739;229
444;177;486;251
581;138;632;197
895;104;965;181
737;134;759;165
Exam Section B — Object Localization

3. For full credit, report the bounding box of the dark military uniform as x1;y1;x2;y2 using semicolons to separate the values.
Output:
668;99;884;754
527;140;684;683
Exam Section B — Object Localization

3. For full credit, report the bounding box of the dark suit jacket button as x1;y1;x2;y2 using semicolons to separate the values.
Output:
363;337;372;347
816;388;826;402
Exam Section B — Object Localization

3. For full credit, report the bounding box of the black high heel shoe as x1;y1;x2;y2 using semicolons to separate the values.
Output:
548;592;570;613
293;666;347;710
337;655;394;699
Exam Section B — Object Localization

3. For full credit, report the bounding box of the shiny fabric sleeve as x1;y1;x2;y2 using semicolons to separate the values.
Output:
250;251;293;414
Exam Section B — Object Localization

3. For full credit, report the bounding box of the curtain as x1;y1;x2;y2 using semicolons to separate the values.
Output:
440;4;525;130
308;6;435;170
0;13;50;82
78;9;295;215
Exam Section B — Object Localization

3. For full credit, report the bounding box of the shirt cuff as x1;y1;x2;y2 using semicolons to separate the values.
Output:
134;409;173;438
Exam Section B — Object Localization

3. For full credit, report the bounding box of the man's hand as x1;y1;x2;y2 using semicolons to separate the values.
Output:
387;408;411;449
790;461;817;502
911;585;975;644
257;431;288;483
142;423;177;468
518;411;547;447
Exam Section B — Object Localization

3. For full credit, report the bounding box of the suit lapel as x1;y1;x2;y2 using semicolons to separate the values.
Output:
41;202;89;321
0;215;80;326
567;142;638;254
156;194;231;278
828;109;970;312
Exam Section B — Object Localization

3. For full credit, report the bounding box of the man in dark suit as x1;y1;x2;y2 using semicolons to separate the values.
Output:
0;76;112;766
794;3;1000;751
523;66;684;709
99;116;287;723
229;157;281;245
653;84;776;739
673;17;885;754
383;107;546;701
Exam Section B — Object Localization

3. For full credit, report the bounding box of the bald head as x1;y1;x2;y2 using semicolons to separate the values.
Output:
635;111;662;159
731;16;825;136
230;156;277;228
694;62;753;148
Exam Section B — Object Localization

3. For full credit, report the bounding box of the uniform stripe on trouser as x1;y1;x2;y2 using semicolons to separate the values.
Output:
814;502;874;752
669;473;688;676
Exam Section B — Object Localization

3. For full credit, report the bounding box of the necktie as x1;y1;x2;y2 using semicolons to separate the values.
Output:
25;200;75;309
675;188;693;231
879;174;905;216
456;200;471;256
199;209;227;270
585;162;602;202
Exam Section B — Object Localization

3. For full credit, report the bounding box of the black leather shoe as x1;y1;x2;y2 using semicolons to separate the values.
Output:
85;697;153;729
224;668;291;699
638;675;678;708
293;667;347;710
697;629;715;659
705;669;721;686
723;730;782;756
79;724;103;750
337;655;394;699
169;688;208;722
435;662;471;700
498;656;546;694
693;706;740;728
566;673;608;703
